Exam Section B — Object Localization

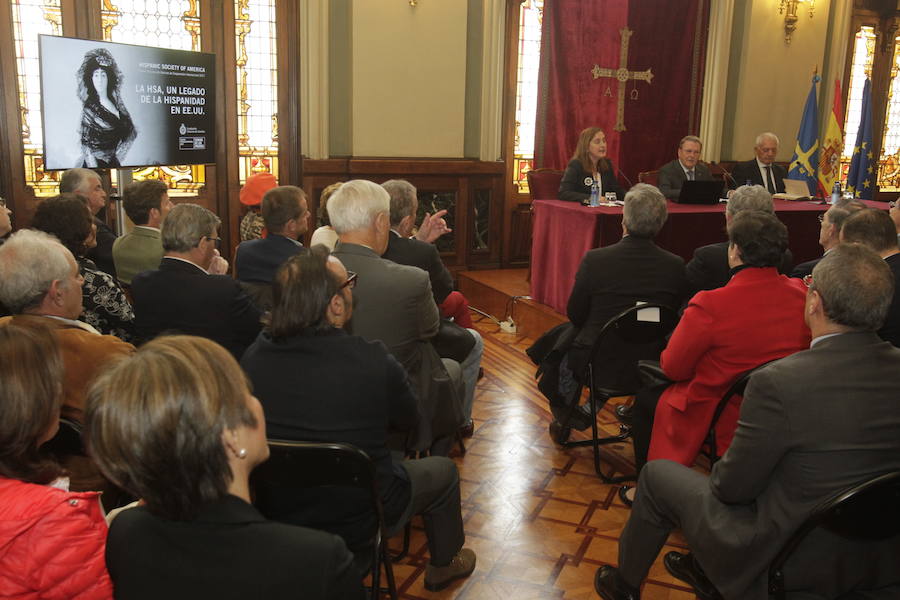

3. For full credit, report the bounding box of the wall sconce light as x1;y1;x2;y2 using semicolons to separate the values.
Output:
409;0;417;6
780;0;815;45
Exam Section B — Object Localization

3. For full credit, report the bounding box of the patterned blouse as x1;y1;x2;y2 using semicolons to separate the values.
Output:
78;258;135;342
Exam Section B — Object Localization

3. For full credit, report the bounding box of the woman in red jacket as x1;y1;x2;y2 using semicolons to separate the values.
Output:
0;321;112;599
622;210;811;504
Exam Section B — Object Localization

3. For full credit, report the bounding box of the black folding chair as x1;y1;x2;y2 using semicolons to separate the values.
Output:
252;440;397;600
702;360;775;464
768;470;900;600
550;303;679;483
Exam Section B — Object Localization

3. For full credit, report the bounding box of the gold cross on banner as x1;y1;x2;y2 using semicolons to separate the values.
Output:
590;27;654;132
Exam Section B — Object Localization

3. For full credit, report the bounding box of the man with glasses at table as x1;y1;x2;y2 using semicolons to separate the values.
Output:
730;132;787;193
131;203;261;359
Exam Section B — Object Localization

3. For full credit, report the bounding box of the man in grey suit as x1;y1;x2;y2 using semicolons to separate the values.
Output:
656;135;713;199
113;179;173;285
596;243;900;600
331;180;464;454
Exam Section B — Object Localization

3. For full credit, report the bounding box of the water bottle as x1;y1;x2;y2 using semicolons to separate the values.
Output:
831;180;841;205
589;181;600;207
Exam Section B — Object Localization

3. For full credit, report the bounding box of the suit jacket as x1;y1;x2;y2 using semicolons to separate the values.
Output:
558;158;625;203
686;332;900;599
686;241;793;294
113;226;164;285
730;158;787;193
566;235;688;390
131;257;262;359
234;234;304;284
241;328;418;539
789;253;824;279
879;253;900;347
657;159;713;199
333;243;462;450
106;495;363;600
649;267;811;464
383;231;453;303
86;217;117;278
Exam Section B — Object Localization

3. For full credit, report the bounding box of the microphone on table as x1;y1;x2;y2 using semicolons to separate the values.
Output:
616;166;635;190
709;161;738;189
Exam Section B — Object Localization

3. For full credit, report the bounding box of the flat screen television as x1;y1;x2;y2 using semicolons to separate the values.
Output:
39;35;216;170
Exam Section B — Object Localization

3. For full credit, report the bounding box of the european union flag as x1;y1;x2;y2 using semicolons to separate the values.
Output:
847;78;875;200
788;74;820;195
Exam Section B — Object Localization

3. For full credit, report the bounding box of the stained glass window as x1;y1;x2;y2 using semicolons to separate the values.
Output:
235;0;279;184
512;0;543;195
11;0;62;197
102;0;204;194
842;26;875;162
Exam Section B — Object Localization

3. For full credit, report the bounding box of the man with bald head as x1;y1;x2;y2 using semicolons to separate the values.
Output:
331;179;465;454
730;132;786;194
60;167;117;277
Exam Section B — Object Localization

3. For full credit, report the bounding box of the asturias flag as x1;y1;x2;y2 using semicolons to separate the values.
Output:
846;78;876;199
817;79;843;197
788;74;820;195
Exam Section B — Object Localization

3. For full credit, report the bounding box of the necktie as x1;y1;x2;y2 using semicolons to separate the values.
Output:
765;165;775;193
687;170;695;181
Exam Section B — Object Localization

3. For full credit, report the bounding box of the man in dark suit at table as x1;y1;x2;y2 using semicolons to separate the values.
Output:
657;135;713;199
595;243;900;600
730;132;786;193
790;199;866;279
840;207;900;348
332;180;464;454
131;203;262;359
685;185;793;293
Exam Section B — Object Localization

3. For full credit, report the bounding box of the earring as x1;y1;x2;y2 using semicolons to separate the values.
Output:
237;448;247;459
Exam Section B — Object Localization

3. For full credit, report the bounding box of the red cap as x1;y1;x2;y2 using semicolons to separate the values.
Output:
239;173;277;207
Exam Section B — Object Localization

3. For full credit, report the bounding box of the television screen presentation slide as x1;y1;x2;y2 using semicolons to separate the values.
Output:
39;35;216;170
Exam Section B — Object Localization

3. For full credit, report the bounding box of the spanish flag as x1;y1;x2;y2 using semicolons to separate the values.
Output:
817;79;843;197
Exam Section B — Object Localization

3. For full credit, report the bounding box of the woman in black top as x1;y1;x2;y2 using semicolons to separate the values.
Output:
558;126;625;203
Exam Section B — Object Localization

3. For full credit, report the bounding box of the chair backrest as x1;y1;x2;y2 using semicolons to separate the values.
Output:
769;470;900;599
637;170;660;186
704;360;776;463
588;303;680;364
526;168;565;201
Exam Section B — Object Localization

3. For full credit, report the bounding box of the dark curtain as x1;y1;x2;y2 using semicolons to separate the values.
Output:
535;0;710;185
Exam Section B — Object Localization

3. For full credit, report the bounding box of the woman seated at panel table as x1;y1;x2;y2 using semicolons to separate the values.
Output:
0;320;113;598
620;211;811;505
558;126;625;203
85;335;363;600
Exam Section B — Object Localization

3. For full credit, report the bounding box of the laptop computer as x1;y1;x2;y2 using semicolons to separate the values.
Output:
675;180;725;204
772;178;813;201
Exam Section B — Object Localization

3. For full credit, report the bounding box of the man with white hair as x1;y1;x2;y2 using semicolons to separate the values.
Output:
730;132;786;193
685;185;793;293
0;229;134;424
331;180;465;454
60;167;117;277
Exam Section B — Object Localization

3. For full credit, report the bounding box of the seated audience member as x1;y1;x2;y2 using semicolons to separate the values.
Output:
85;335;363;600
790;199;866;279
686;184;792;293
657;135;713;199
729;132;786;193
382;179;482;434
113;179;173;286
131;203;262;359
239;172;277;241
32;193;135;341
0;321;113;598
558;126;625;203
332;180;465;454
560;184;688;428
0;229;134;424
0;195;11;240
596;244;900;600
621;211;810;505
890;198;900;245
840;208;900;347
234;185;309;284
310;182;343;250
241;249;476;592
60;167;117;277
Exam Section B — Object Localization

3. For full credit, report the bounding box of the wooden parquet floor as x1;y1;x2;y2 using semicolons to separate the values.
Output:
385;314;695;599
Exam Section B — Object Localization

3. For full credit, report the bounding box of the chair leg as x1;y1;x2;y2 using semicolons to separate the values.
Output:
391;521;411;563
371;540;381;599
381;542;398;600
